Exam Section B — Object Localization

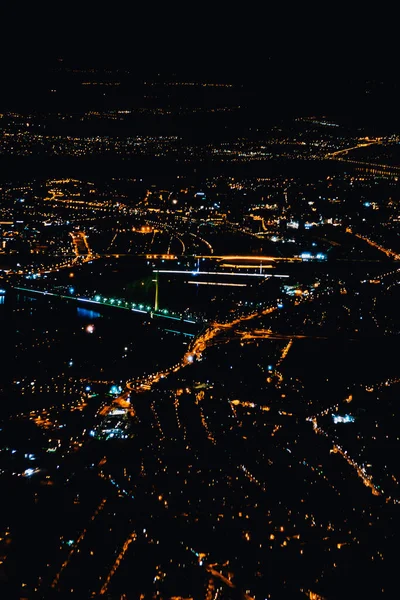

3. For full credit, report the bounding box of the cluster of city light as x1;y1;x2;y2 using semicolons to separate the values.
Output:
332;414;355;424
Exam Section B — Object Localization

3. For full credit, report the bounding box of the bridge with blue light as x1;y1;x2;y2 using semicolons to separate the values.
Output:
13;286;201;332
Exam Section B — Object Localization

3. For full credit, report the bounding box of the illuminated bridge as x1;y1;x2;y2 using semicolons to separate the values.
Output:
194;254;301;263
13;286;201;333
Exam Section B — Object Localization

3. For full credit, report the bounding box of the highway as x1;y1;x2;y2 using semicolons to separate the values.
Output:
125;288;335;394
125;302;282;393
206;566;255;600
325;139;381;159
325;138;400;178
354;233;400;260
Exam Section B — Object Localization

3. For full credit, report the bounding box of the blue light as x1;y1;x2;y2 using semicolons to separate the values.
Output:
69;287;75;294
332;414;355;424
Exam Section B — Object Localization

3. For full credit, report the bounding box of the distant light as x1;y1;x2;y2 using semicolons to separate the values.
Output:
332;414;355;424
287;220;299;229
69;287;75;294
24;468;35;477
85;386;91;392
85;324;95;334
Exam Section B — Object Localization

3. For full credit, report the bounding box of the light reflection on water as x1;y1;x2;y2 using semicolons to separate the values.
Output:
77;307;101;319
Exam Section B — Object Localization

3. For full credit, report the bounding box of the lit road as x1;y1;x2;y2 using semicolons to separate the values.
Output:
95;531;137;596
153;268;289;279
126;303;281;393
123;285;343;421
325;138;400;177
144;218;214;255
236;329;330;342
195;254;301;262
206;566;255;600
309;418;382;498
125;290;333;394
69;230;96;263
325;139;381;159
1;230;96;280
50;498;107;590
354;233;400;260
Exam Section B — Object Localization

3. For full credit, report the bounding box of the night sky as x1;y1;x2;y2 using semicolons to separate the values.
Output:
1;8;398;121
